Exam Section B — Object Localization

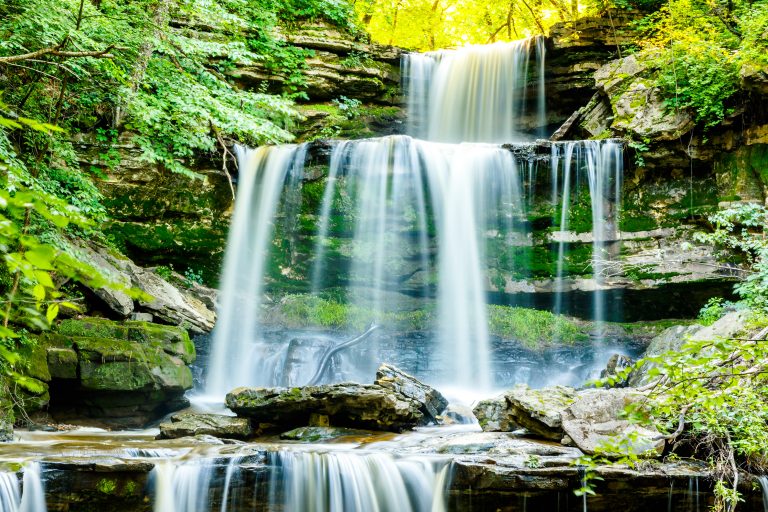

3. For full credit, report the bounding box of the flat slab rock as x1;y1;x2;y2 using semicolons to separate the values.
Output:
227;383;425;432
158;413;252;440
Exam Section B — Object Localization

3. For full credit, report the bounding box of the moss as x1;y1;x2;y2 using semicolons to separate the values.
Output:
96;479;117;494
487;305;589;348
620;214;658;232
58;317;195;364
106;219;226;285
58;317;125;339
272;294;588;349
124;481;137;495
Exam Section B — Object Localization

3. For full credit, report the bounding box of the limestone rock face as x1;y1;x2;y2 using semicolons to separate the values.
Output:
630;310;753;386
229;22;401;104
561;388;663;456
374;363;448;422
158;413;252;440
594;53;695;141
226;382;425;432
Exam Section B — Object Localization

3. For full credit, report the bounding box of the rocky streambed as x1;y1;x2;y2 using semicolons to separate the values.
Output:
3;423;762;512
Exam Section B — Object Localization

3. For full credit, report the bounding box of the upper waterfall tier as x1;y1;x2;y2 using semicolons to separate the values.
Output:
403;37;546;144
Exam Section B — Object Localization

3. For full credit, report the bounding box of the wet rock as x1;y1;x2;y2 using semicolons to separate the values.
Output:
374;363;448;422
561;388;663;456
438;404;476;425
47;348;79;379
226;382;425;432
473;396;520;432
504;385;576;441
279;426;377;442
158;413;252;440
599;353;634;387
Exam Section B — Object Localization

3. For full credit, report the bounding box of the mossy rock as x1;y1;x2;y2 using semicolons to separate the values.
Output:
47;348;78;380
58;317;195;364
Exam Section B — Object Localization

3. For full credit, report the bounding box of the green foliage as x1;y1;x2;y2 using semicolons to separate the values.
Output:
697;297;729;326
0;0;362;178
694;203;768;312
486;305;588;348
183;267;204;287
656;42;740;128
332;96;363;119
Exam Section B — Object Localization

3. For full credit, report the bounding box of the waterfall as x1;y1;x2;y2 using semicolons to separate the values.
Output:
0;471;20;512
204;34;624;396
149;451;449;512
550;141;623;334
270;450;449;512
759;476;768;512
403;37;546;143
205;144;308;397
17;463;46;512
152;460;214;512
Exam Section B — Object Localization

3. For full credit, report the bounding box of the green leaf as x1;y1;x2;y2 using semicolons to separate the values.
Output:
25;245;57;270
46;304;59;324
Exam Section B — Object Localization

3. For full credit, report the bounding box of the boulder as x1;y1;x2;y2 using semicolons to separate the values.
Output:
226;383;424;432
158;413;252;440
68;240;216;333
630;311;751;386
561;388;663;456
473;395;520;432
374;363;448;422
504;385;576;441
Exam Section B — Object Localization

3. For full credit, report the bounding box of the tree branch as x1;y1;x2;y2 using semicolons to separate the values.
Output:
0;45;121;64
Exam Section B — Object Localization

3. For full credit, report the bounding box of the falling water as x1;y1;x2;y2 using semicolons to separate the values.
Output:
205;33;624;396
19;463;46;512
270;450;449;512
149;450;449;512
205;145;308;397
550;141;623;337
152;460;213;512
0;471;20;512
758;476;768;512
403;37;546;143
308;136;529;391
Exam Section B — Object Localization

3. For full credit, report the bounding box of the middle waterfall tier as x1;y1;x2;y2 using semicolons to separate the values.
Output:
204;135;624;396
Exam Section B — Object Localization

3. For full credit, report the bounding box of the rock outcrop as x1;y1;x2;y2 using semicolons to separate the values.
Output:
69;240;216;334
226;383;423;432
561;388;663;455
28;317;197;427
227;364;446;432
374;364;448;422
